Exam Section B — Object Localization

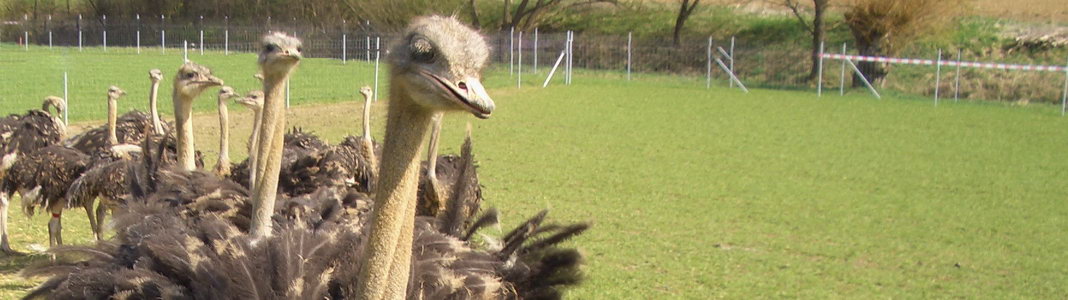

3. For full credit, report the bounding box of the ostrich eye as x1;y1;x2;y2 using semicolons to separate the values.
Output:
185;72;196;79
296;47;303;53
264;44;278;53
411;38;436;63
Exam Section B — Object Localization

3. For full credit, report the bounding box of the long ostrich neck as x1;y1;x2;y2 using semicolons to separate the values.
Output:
172;91;197;171
356;83;434;300
247;107;263;190
107;96;119;145
215;96;231;175
249;71;294;239
149;80;163;134
426;115;442;178
360;92;378;175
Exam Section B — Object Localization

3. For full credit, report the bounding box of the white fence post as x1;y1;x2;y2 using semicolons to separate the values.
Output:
199;16;204;55
102;15;107;52
845;59;881;99
47;15;52;49
23;15;28;51
510;27;515;76
183;40;188;62
224;16;229;55
839;43;847;96
729;36;735;88
706;37;712;89
161;15;166;54
285;79;291;108
518;31;523;88
78;15;83;51
342;20;347;64
627;32;632;81
1061;56;1068;116
533;28;539;73
543;50;568;87
136;14;141;53
366;36;370;61
817;41;824;97
934;49;942;105
63;72;68;124
714;57;749;93
954;49;962;102
374;37;380;102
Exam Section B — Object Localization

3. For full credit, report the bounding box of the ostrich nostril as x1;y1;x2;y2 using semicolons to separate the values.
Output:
457;82;468;91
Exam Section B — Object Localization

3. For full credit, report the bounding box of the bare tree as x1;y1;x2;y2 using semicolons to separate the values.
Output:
778;0;828;81
468;0;480;29
672;0;700;46
501;0;617;31
844;0;965;86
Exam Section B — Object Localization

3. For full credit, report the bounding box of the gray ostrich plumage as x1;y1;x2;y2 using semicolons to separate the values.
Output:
0;96;67;253
25;21;588;299
25;133;587;299
1;145;89;248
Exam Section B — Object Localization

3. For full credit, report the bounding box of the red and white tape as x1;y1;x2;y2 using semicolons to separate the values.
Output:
822;53;1067;72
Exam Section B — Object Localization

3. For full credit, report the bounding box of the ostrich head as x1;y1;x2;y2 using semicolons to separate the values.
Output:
218;86;240;101
149;69;163;83
258;32;302;77
42;96;66;115
107;86;127;100
173;62;223;98
235;91;264;112
389;15;494;119
359;86;373;98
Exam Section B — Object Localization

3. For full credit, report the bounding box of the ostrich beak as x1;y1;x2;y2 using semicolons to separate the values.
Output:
196;75;224;87
422;71;495;119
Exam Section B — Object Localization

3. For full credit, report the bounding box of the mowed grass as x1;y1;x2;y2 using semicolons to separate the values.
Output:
2;46;1068;298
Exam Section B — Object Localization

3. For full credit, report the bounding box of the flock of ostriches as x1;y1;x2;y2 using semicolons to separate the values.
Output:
0;16;589;299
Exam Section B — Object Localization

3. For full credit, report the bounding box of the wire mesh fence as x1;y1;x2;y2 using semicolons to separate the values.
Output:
3;16;1067;116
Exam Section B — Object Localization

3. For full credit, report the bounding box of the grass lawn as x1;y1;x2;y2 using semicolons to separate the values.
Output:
2;46;1068;298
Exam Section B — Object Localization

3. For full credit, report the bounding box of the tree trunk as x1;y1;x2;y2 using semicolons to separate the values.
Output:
502;0;511;29
673;0;700;47
853;37;888;87
468;0;480;29
807;0;827;81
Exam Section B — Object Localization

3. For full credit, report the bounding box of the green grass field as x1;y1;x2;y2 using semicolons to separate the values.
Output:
2;46;1068;298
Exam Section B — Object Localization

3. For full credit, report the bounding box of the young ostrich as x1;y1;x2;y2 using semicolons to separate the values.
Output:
235;90;264;189
24;25;588;299
213;86;240;177
148;69;167;135
357;86;378;177
1;145;89;249
66;79;168;154
0;96;66;253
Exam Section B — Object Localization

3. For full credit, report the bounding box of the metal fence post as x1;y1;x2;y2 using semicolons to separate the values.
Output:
934;49;942;105
63;72;68;124
102;15;107;52
817;41;824;97
161;15;166;54
534;28;539;73
729;36;735;88
374;37;380;102
78;14;83;51
839;43;847;96
199;16;204;55
342;20;347;64
706;36;712;89
510;27;515;76
285;79;291;108
47;15;52;49
954;48;962;102
224;16;229;55
518;31;523;88
136;14;141;53
1061;56;1068;116
627;32;632;81
23;15;28;51
183;40;188;62
366;36;370;61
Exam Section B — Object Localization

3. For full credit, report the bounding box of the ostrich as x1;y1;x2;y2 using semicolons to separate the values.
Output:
24;25;588;298
236;90;264;189
355;15;498;299
0;96;66;253
172;62;224;171
66;81;169;154
148;69;166;135
1;145;89;249
213;86;240;177
357;86;378;177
